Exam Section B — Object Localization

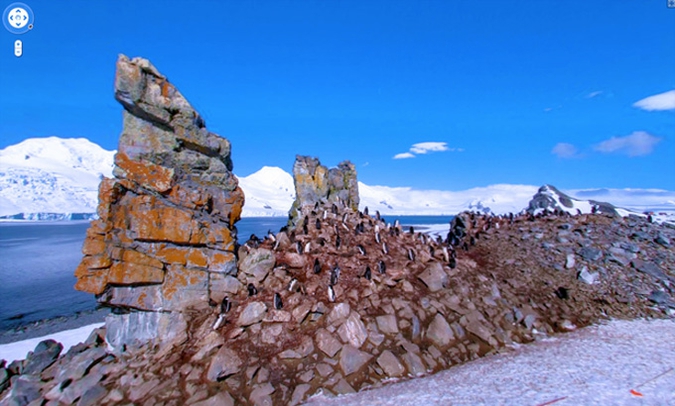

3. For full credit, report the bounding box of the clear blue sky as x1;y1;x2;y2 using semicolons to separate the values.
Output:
1;0;673;190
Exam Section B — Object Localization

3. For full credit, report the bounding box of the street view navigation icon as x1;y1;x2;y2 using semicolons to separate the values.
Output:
3;2;34;34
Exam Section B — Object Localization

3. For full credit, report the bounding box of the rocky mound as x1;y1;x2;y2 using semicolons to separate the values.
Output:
74;54;244;349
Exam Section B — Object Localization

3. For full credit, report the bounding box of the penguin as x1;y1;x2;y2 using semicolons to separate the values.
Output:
378;260;386;274
382;242;389;255
288;278;298;292
274;293;283;310
313;258;321;274
303;222;309;235
374;224;380;233
449;257;456;269
328;285;336;302
364;206;369;216
331;203;338;215
248;283;258;296
442;246;450;263
342;212;349;224
248;234;261;249
336;234;342;249
296;241;303;255
409;226;415;235
357;244;366;255
364;266;372;281
323;210;328;220
315;218;321;230
407;248;415;261
330;264;341;286
304;242;311;253
375;232;381;244
375;211;381;221
314;201;320;210
470;236;476;246
267;230;276;242
220;297;231;314
394;219;400;229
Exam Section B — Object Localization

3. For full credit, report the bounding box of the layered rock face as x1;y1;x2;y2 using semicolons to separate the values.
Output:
288;156;359;226
74;55;244;348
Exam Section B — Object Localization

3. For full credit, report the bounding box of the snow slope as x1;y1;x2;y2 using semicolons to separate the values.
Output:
0;137;114;217
237;166;295;217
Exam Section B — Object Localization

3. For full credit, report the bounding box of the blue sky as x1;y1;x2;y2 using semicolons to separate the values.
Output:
1;0;673;190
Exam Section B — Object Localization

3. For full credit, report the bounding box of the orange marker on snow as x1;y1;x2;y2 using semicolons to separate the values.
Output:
630;389;644;397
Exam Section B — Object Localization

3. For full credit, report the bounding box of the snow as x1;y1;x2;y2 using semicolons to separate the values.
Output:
0;137;114;217
305;318;675;406
0;323;104;364
237;166;295;217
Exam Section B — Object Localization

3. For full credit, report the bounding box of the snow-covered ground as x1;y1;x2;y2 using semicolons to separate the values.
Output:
2;319;673;405
306;318;675;406
0;323;104;364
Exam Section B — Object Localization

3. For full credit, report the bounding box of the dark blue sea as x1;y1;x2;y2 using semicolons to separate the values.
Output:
0;215;452;331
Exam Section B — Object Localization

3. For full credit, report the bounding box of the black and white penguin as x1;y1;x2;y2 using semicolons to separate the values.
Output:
315;218;321;230
364;266;372;281
288;278;298;292
274;293;283;309
220;297;231;314
449;257;456;269
330;264;341;286
335;234;342;249
328;285;336;302
364;206;369;216
296;241;303;255
248;283;258;296
382;242;389;255
378;260;386;274
407;248;415;261
357;244;366;255
313;258;321;274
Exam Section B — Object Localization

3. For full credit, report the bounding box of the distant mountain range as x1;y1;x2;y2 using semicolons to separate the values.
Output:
1;137;674;220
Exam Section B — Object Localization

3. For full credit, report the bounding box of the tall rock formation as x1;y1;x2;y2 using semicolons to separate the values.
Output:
74;55;244;348
288;155;359;226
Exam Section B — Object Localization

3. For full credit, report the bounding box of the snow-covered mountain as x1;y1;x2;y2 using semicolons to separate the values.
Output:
1;137;674;221
0;137;115;219
238;166;295;217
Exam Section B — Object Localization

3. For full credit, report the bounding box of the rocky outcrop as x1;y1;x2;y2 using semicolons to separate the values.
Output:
73;55;244;349
528;184;618;216
288;156;359;226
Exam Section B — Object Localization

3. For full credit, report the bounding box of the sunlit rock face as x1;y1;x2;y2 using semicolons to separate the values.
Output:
288;156;359;226
74;54;244;348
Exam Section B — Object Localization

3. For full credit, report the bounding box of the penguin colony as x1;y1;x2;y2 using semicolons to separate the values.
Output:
228;201;466;318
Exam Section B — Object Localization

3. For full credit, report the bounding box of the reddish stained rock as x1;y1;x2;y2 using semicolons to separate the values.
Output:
74;55;242;348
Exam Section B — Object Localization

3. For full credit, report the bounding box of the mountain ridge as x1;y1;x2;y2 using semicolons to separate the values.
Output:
1;137;675;220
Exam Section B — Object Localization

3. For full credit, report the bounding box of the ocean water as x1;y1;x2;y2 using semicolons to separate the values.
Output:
0;215;452;331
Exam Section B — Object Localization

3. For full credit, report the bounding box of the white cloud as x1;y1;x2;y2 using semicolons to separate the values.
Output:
551;143;579;159
394;141;461;160
410;142;449;154
586;91;603;99
633;90;675;111
594;131;661;157
393;152;415;159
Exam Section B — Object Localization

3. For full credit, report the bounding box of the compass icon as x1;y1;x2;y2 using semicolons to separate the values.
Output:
3;3;34;34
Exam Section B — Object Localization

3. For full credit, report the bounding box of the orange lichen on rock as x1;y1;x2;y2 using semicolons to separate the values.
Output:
114;152;175;193
74;54;241;345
